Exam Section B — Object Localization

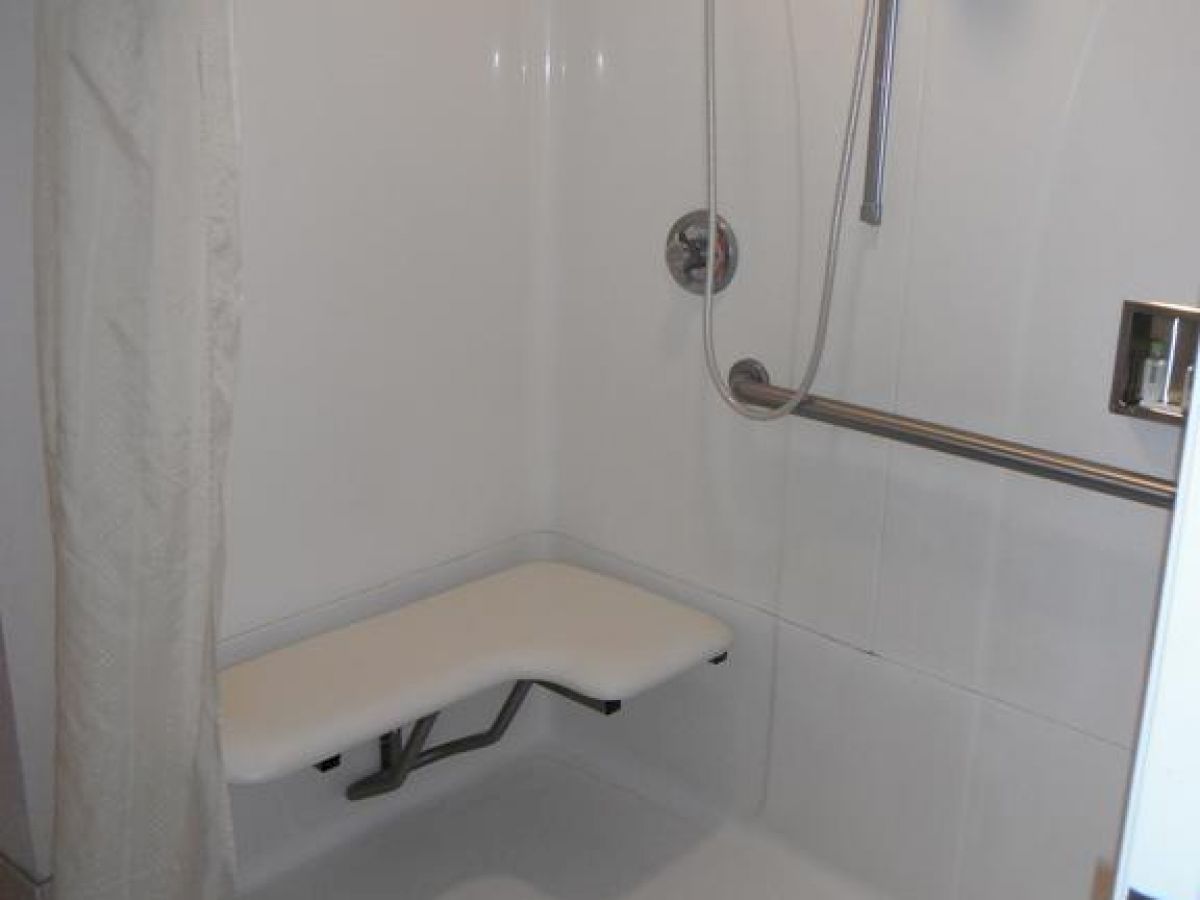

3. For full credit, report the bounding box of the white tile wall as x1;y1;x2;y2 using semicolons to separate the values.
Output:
956;703;1128;900
776;426;890;650
548;0;1197;896
225;0;548;637
874;447;1165;744
754;620;1132;900
761;625;978;900
895;0;1190;476
873;447;1007;687
549;0;796;609
897;0;1104;435
974;476;1164;744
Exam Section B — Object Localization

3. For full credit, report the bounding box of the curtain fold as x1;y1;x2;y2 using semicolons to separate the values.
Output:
35;2;241;898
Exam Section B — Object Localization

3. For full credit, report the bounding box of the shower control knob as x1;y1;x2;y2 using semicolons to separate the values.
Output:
666;210;739;296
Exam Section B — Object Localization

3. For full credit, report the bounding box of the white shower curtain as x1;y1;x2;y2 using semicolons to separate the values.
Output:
35;1;241;898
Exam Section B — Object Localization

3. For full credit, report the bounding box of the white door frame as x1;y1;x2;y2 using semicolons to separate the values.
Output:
1114;394;1200;900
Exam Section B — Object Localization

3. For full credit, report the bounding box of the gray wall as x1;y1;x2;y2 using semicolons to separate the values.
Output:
0;0;56;882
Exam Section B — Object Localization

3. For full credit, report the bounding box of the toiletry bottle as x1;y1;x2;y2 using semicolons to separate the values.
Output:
1141;340;1169;407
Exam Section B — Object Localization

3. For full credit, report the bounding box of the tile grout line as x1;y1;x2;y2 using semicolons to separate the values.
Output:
223;527;1135;758
948;697;985;899
549;531;1137;754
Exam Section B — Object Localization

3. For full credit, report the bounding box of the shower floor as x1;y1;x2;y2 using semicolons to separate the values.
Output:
240;754;884;900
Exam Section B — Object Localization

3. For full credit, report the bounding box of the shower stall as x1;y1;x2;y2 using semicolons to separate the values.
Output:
4;0;1200;897
216;0;1198;896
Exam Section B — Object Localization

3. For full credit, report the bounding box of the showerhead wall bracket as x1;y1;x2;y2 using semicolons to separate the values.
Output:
666;210;738;295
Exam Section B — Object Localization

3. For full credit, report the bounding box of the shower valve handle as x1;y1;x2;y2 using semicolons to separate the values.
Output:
665;210;739;295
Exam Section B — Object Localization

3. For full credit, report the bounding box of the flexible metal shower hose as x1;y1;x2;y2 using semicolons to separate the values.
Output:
703;0;879;420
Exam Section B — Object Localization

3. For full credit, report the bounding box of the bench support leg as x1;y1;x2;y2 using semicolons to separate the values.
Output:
534;680;621;716
346;712;441;801
345;679;624;802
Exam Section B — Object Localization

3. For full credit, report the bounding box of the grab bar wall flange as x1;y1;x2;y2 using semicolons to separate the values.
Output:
729;359;1176;509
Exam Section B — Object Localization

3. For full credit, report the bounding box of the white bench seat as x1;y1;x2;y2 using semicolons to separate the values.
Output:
221;562;733;785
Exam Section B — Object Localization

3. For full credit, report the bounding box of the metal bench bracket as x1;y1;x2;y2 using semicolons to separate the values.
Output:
346;680;608;802
342;653;730;802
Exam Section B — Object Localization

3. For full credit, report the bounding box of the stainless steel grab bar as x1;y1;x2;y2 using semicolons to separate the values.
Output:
729;360;1177;509
861;0;899;226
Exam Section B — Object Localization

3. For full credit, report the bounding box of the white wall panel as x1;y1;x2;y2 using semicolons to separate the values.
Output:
219;0;1198;893
226;0;548;636
549;0;1196;894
